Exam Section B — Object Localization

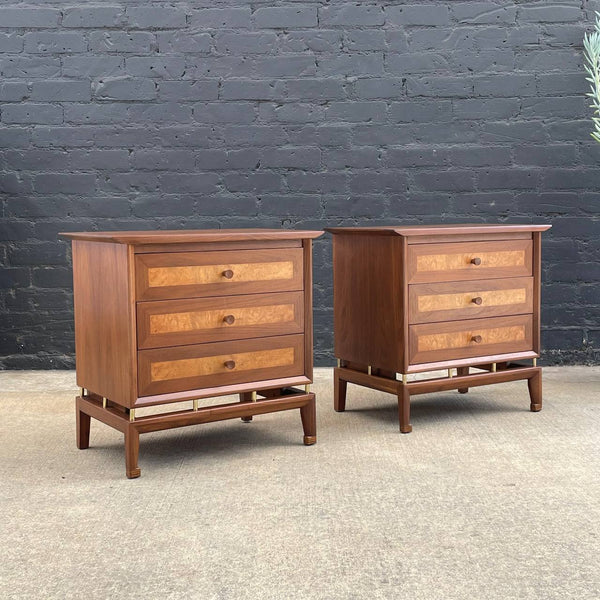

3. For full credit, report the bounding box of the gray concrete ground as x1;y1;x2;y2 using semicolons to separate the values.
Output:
1;367;599;600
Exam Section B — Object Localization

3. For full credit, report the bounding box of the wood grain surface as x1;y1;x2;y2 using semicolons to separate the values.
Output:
137;334;304;396
407;240;533;283
409;314;533;364
137;291;303;349
72;240;137;407
136;248;304;300
409;277;534;323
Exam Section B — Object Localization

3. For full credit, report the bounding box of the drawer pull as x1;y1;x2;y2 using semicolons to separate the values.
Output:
471;296;483;305
224;360;236;370
222;269;234;279
470;257;482;266
471;335;482;343
223;314;236;325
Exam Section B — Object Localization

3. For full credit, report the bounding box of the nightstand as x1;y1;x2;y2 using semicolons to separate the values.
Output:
60;229;322;478
326;224;551;433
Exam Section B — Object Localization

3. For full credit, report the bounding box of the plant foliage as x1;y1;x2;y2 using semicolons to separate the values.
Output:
584;12;600;143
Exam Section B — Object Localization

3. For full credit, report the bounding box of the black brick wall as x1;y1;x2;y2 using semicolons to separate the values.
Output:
1;1;599;369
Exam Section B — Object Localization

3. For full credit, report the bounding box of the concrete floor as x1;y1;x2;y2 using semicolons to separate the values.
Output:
1;367;599;600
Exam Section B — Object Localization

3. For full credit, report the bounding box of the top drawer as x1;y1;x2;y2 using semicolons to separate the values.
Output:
136;248;304;301
407;239;532;284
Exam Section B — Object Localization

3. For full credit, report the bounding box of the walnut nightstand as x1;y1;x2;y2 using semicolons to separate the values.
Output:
326;224;551;433
60;229;322;478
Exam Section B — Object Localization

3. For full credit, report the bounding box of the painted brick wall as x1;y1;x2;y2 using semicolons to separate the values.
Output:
1;1;599;368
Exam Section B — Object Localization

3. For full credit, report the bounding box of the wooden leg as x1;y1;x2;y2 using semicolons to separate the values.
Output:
457;366;469;394
399;384;412;433
76;402;91;450
334;368;347;412
125;426;141;479
300;396;317;445
239;391;254;422
528;368;542;412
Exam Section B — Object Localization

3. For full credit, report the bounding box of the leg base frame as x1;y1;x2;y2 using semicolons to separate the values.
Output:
334;364;542;434
76;387;316;479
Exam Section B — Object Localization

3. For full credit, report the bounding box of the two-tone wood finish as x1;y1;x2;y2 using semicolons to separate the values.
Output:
61;229;322;478
326;224;551;433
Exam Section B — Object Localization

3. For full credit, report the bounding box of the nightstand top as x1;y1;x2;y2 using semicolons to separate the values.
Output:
325;224;551;237
60;229;323;245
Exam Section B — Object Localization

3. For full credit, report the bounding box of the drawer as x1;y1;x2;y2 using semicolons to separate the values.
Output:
409;277;533;324
407;240;532;284
137;291;304;349
409;314;533;365
135;248;303;301
138;334;304;396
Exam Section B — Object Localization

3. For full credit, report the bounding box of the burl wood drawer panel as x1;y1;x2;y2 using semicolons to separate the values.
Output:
409;277;534;324
407;240;533;284
136;248;303;301
409;314;533;365
137;291;304;349
138;334;305;396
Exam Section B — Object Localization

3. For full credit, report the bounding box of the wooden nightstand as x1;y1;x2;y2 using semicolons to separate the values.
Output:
325;224;551;433
60;229;322;478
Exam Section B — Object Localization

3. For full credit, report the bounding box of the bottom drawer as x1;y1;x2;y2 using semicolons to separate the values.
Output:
138;334;304;396
409;315;533;365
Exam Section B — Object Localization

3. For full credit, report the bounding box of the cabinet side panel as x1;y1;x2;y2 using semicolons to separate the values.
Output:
73;240;135;406
332;234;402;371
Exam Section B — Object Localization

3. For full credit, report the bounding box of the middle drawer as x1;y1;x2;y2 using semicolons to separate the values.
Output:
409;277;533;324
137;291;304;349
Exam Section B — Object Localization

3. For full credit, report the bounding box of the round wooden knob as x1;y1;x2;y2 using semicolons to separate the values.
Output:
222;269;234;279
471;297;483;305
223;314;235;325
471;335;482;343
471;257;482;265
224;360;236;370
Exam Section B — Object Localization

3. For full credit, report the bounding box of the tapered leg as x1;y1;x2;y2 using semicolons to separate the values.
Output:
528;368;542;412
239;392;254;422
125;426;141;479
76;401;91;450
399;385;412;433
334;368;347;412
300;396;317;445
457;366;469;394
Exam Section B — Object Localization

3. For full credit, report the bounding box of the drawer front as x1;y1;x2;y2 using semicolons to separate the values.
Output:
409;315;533;365
407;240;532;284
137;291;304;349
409;277;533;324
136;248;303;301
138;334;304;396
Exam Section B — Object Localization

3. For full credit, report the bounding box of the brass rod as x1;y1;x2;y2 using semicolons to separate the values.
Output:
251;391;257;402
448;369;453;378
336;358;341;368
402;374;407;385
492;363;497;373
102;397;107;409
533;358;537;367
129;409;135;422
367;365;372;375
304;384;311;394
193;399;198;411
